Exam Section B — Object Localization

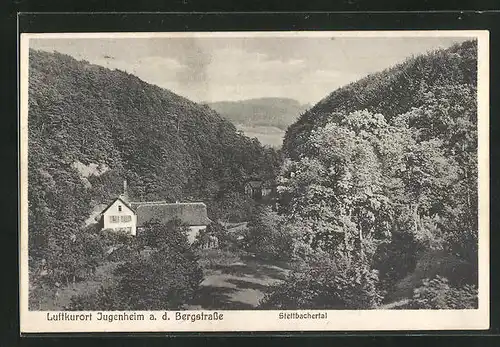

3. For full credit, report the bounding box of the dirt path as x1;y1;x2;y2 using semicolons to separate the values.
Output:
188;256;289;310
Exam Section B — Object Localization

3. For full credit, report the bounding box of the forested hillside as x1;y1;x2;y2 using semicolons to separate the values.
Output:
207;98;310;130
28;50;280;288
263;40;479;308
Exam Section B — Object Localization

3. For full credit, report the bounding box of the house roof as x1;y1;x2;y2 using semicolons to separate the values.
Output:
129;201;167;210
134;202;211;226
246;180;276;189
246;181;263;188
100;197;135;215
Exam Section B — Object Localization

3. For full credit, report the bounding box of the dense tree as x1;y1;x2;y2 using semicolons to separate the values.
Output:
409;276;477;309
242;205;294;260
260;251;381;309
284;40;477;159
267;40;479;309
278;111;398;258
69;221;203;310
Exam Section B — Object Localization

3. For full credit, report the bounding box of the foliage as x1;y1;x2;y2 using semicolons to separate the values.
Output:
409;276;478;309
70;221;203;310
136;219;187;250
32;229;106;287
193;221;237;250
69;285;126;310
30;40;480;310
276;40;478;307
209;192;255;223
278;112;399;258
284;40;477;158
196;248;245;271
281;41;477;263
114;249;203;310
242;206;294;260
259;252;381;309
372;231;421;296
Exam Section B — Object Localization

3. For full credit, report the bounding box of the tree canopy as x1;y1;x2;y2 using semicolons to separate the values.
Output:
263;40;479;309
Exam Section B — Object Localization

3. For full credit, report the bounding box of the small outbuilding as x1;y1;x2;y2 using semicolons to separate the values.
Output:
244;180;275;201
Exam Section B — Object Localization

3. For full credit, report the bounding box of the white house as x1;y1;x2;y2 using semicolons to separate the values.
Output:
100;196;138;235
99;183;211;243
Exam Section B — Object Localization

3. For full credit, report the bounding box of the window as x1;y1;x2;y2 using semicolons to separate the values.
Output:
109;216;120;223
121;215;132;223
118;205;122;212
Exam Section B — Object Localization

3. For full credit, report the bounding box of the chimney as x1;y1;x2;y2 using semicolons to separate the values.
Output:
121;179;129;203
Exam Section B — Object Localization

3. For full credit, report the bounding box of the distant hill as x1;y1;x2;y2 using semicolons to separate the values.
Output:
207;98;310;130
233;124;286;148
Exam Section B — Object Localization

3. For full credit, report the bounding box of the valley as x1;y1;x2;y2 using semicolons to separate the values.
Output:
27;39;480;312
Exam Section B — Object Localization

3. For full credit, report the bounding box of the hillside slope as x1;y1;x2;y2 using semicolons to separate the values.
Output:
275;40;479;304
28;49;280;260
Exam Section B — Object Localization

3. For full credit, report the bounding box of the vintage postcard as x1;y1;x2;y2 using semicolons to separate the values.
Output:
19;30;490;333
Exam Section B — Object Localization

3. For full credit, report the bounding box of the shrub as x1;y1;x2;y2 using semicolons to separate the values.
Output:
137;219;189;251
114;249;203;310
114;220;203;309
101;228;135;245
259;253;381;309
210;192;255;223
68;285;126;310
196;248;244;271
243;205;294;260
409;276;478;309
69;220;204;310
41;231;106;286
193;222;236;250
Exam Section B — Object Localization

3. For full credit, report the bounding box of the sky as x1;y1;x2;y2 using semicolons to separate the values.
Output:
30;35;470;105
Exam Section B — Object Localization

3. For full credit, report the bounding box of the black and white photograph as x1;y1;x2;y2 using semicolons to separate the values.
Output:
19;31;489;332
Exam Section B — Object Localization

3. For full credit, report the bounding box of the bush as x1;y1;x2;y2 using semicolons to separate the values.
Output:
210;192;255;223
114;248;203;309
193;222;236;250
116;221;203;309
259;253;381;309
409;276;478;309
69;220;204;310
101;228;135;245
42;231;106;286
242;206;294;260
69;285;126;310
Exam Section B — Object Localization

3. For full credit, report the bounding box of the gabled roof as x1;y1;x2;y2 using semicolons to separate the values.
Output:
135;202;211;226
246;180;276;189
246;181;263;188
129;201;167;210
100;197;136;215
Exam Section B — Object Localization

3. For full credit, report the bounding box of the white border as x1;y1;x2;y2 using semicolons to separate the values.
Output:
19;30;490;333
